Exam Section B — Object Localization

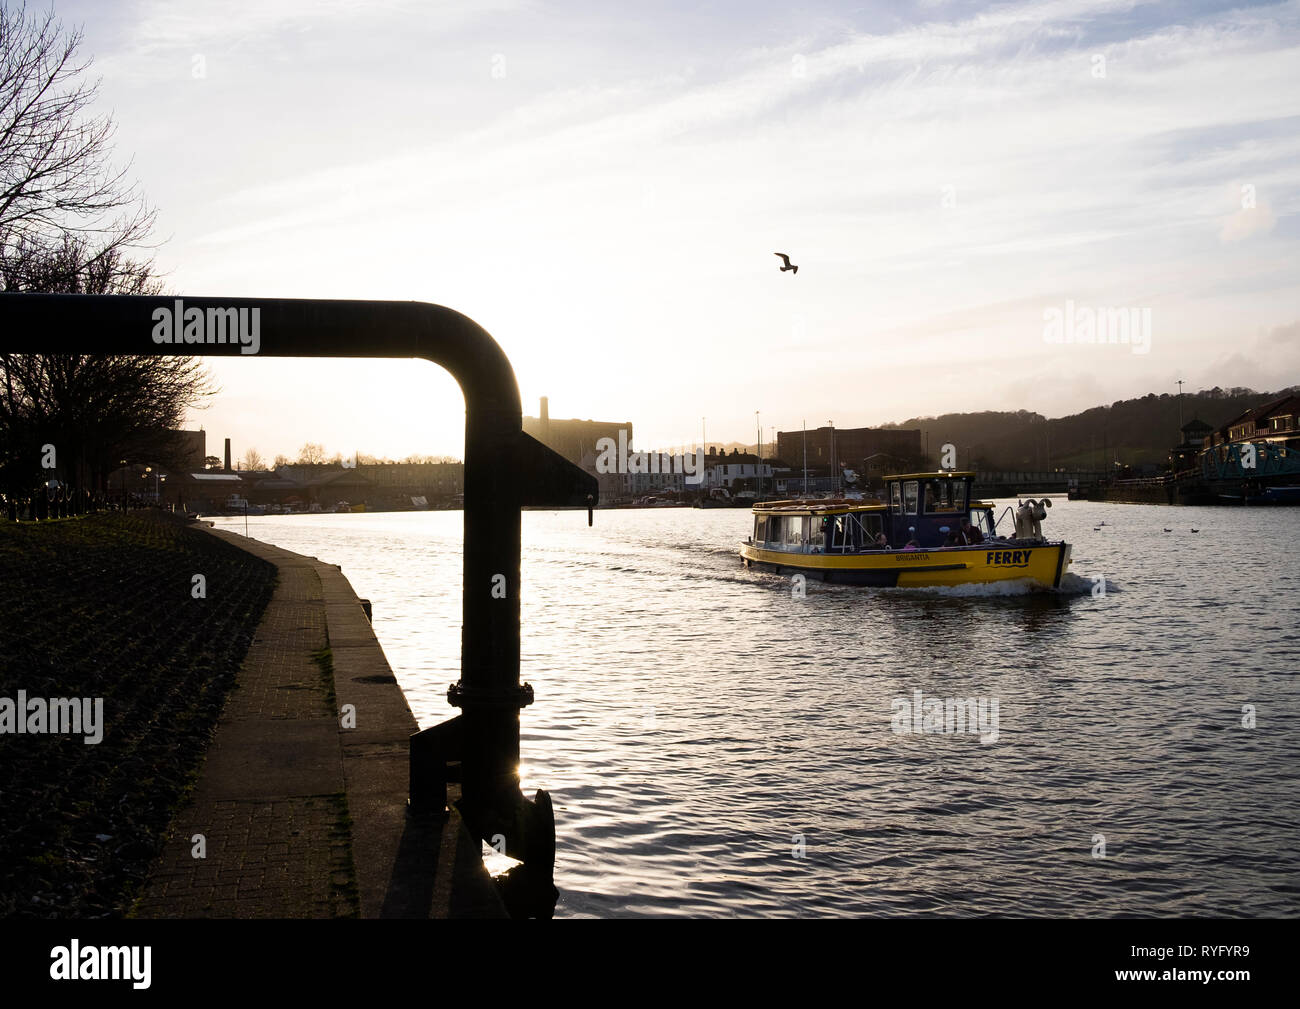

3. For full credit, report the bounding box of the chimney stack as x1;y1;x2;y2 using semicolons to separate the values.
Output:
224;438;231;473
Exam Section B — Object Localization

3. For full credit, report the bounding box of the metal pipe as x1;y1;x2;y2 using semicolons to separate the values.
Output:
0;293;593;915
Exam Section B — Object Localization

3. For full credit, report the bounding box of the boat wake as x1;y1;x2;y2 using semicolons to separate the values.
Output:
810;571;1117;598
1057;571;1120;595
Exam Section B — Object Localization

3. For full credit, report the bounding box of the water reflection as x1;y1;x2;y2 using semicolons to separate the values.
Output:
211;503;1300;917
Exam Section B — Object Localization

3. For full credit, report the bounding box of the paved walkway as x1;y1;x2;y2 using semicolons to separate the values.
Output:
133;527;505;918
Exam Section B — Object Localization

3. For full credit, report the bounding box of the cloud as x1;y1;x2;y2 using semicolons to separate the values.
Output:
1265;320;1300;346
86;0;1300;449
1220;199;1277;242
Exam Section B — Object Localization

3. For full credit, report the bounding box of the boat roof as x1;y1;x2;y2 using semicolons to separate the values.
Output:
754;494;998;516
885;471;976;480
753;498;886;515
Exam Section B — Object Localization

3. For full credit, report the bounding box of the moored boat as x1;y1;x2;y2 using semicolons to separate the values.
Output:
221;493;264;515
738;471;1072;588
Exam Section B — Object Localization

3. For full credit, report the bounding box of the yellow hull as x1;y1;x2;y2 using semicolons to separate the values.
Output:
738;541;1072;588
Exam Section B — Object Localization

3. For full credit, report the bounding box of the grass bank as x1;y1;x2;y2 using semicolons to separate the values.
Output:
0;512;276;918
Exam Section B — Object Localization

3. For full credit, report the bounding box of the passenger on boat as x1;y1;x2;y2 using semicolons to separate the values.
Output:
959;518;984;544
874;532;889;550
942;525;959;546
902;538;921;551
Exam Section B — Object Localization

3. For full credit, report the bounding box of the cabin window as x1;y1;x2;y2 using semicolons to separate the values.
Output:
926;480;964;512
767;516;785;545
754;515;767;543
903;481;919;514
890;482;902;511
807;517;825;550
862;513;883;541
828;513;867;552
786;517;805;547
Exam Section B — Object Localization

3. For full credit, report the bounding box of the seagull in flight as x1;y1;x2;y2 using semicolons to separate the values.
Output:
774;252;798;274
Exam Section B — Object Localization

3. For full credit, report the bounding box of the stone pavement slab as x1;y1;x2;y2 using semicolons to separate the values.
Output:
134;525;506;919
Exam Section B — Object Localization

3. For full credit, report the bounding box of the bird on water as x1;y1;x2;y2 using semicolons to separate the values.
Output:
774;252;798;274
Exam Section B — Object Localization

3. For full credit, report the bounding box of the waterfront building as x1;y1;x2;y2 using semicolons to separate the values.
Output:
706;449;772;491
1171;418;1214;473
1209;395;1300;450
775;426;923;477
524;397;631;468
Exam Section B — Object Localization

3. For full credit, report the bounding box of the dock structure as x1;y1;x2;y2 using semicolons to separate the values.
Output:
134;529;506;918
0;294;597;918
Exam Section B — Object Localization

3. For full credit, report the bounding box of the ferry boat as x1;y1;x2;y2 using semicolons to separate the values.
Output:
738;471;1072;588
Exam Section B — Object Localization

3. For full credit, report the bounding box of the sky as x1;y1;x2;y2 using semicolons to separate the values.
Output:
51;0;1300;462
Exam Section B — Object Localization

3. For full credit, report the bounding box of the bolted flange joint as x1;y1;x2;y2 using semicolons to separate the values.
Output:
447;680;535;711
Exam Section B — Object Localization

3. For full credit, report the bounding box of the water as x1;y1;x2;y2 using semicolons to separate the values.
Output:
209;502;1300;917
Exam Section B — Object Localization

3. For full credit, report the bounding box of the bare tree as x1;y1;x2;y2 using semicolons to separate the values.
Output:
0;6;206;498
0;230;161;294
0;3;155;258
297;442;325;465
242;447;264;471
272;453;291;469
400;453;462;464
0;344;212;493
0;235;212;494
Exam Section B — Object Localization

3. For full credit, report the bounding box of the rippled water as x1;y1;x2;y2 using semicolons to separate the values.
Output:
210;502;1300;918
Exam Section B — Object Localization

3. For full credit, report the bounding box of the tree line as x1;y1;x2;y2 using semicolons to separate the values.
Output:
879;386;1294;471
232;445;461;471
0;3;209;505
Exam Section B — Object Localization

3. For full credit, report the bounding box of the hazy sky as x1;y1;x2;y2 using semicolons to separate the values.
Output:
58;0;1300;462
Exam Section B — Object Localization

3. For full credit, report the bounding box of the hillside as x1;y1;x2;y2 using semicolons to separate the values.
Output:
876;386;1295;470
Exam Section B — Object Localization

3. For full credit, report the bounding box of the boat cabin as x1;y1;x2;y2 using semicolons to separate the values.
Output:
883;471;994;547
750;472;996;553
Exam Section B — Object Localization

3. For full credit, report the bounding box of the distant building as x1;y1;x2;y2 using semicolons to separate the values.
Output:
524;396;631;467
359;462;464;498
578;449;698;500
1171;418;1213;472
167;429;206;471
1207;395;1300;451
252;462;465;508
776;426;922;475
706;449;772;490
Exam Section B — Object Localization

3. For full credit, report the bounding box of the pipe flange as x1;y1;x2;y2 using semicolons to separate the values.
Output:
447;681;535;710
